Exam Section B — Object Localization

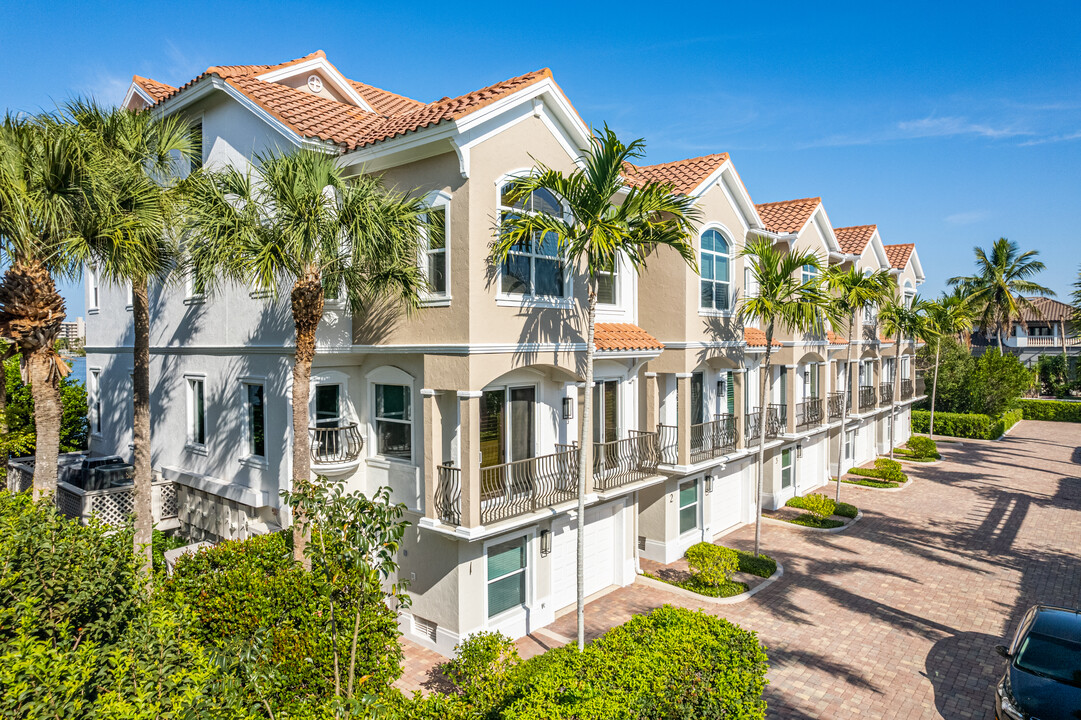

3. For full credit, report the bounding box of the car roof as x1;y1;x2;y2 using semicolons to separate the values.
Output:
1029;606;1081;643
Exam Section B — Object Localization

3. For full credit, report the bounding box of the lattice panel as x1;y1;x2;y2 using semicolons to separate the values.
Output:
160;484;178;519
56;487;83;519
90;489;135;526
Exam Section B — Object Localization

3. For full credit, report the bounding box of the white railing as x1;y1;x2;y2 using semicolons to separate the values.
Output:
1015;336;1081;348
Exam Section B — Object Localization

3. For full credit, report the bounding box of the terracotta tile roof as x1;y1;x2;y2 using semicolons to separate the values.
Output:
743;327;782;347
879;330;893;343
132;75;176;102
621;153;729;195
594;323;664;352
1020;297;1073;323
883;243;914;270
755;197;821;234
826;331;848;345
348;80;426;116
834;225;876;255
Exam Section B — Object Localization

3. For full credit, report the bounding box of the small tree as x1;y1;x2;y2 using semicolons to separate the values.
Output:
925;289;975;438
739;236;838;556
879;295;933;460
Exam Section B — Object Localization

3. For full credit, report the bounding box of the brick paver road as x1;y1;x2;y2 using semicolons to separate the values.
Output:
402;421;1081;718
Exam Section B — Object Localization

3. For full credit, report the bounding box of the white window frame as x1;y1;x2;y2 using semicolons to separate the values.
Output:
420;190;452;306
87;265;100;314
125;284;133;311
781;447;793;489
596;260;620;307
366;365;415;465
844;429;855;460
494;172;573;308
678;478;699;535
89;368;102;437
483;529;535;625
744;265;759;300
801;263;817;285
699;226;734;315
480;382;540;463
185;269;206;304
185;373;208;454
240;378;267;466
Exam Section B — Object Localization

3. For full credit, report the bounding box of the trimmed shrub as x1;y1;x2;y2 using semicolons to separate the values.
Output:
736;551;777;579
1016;398;1081;423
685;542;739;587
874;458;907;483
443;631;520;709
800;493;836;519
789;514;844;529
913;410;997;439
991;408;1023;438
905;436;938;459
834;502;858;519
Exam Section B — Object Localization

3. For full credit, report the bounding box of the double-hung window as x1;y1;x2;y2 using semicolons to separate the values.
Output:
801;263;817;285
187;377;206;448
781;448;793;488
487;537;527;617
88;266;100;311
498;183;566;299
596;261;618;305
700;229;731;311
374;384;411;461
678;479;698;534
421;200;449;298
244;383;265;459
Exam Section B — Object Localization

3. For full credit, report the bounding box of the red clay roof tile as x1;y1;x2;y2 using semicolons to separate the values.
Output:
131;75;176;102
1019;297;1073;323
834;225;876;255
594;324;664;352
621;153;729;195
755;197;821;235
883;243;914;270
826;331;849;345
744;327;781;347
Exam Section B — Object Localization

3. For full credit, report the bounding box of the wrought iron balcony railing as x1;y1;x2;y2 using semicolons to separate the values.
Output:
435;464;461;525
880;382;894;405
796;398;823;431
594;431;660;490
689;414;738;464
479;447;579;525
859;386;876;410
901;379;914;398
767;404;786;437
309;424;364;465
827;392;846;420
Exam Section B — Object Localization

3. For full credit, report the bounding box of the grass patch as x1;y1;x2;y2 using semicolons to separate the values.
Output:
644;572;749;598
788;513;845;529
893;448;940;462
840;477;899;489
834;502;858;519
734;550;776;579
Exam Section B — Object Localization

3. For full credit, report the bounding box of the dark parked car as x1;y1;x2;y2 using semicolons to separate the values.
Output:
995;605;1081;719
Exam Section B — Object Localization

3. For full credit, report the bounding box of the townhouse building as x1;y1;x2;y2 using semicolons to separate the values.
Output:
86;51;926;654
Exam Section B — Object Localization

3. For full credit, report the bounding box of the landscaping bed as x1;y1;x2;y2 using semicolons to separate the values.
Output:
838;457;910;488
764;494;859;529
644;544;778;598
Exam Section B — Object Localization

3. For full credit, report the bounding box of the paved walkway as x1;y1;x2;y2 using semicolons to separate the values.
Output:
399;421;1081;718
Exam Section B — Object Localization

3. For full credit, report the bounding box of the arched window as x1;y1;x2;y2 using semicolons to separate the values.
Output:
498;183;566;298
700;228;731;311
801;263;817;285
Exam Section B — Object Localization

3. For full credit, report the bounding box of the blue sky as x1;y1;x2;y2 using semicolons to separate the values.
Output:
3;0;1079;319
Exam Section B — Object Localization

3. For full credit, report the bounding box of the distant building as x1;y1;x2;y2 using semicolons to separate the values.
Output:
972;297;1078;367
60;317;85;346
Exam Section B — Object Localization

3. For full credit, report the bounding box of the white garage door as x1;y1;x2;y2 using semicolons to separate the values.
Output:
798;440;822;493
550;503;618;612
710;473;743;535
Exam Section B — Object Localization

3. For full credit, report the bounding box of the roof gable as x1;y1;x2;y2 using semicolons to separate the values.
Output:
883;243;914;270
755;197;821;234
834;225;876;255
622;153;729;195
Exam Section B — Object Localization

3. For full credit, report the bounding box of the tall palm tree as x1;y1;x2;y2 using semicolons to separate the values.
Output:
879;295;934;460
925;289;975;440
823;266;892;502
1071;265;1081;328
185;148;426;565
0;115;87;499
948;238;1054;351
61;100;192;578
491;126;698;650
739;236;837;557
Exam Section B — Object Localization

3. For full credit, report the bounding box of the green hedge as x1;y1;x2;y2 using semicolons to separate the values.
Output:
1016;398;1081;423
912;409;1022;439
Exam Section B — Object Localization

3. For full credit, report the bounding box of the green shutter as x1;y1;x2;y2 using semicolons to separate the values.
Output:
726;372;735;415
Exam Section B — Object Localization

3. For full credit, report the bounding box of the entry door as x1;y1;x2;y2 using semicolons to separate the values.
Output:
508;387;535;462
480;387;535;468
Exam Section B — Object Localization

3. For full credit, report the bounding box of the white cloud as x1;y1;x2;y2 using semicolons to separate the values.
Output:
895;115;1027;140
1019;130;1081;146
82;73;130;107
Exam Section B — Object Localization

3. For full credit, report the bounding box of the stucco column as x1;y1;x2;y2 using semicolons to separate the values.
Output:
732;369;745;450
643;372;659;432
457;391;482;528
850;361;861;416
575;382;594;494
421;389;440;520
873;358;883;407
676;373;692;465
785;365;798;433
817;362;827;403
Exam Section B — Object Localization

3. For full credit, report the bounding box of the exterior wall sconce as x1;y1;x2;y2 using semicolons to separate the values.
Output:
562;397;574;420
540;529;552;556
796;444;803;458
704;475;714;494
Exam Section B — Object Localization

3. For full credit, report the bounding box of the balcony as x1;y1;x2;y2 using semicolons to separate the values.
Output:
309;423;364;475
658;425;678;465
827;392;846;420
594;431;660;490
859;386;876;410
690;415;738;464
478;448;579;525
795;398;823;431
435;464;461;525
901;379;914;399
746;406;783;443
879;382;894;405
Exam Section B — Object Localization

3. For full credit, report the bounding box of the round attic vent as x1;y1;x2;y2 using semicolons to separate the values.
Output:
307;75;324;93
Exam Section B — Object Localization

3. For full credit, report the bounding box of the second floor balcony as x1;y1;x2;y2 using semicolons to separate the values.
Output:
594;431;660;491
746;406;783;443
859;385;876;410
880;382;894;405
309;423;364;475
901;379;914;398
796;398;823;431
827;392;846;420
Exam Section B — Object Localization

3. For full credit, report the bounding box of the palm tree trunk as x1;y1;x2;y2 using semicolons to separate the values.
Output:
290;271;324;569
890;335;901;460
27;350;60;500
929;342;940;441
835;312;855;504
576;284;597;651
753;325;773;557
131;281;153;580
997;326;1003;353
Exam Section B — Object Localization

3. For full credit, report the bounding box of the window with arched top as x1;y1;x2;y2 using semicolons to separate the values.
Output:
699;228;731;311
498;182;567;298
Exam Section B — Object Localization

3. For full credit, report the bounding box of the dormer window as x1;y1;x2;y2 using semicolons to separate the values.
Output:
498;183;567;298
700;229;731;312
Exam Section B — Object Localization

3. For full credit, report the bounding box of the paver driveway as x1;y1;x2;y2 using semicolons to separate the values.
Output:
401;420;1081;718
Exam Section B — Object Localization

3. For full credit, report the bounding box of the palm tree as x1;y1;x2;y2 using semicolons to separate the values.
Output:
491;126;698;650
879;295;934;460
61;100;192;578
823;266;892;502
925;289;975;440
185;148;426;565
948;238;1053;351
739;236;837;557
1071;265;1081;328
0;115;87;499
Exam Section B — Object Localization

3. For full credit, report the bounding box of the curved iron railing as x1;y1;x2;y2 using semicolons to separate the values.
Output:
796;398;823;431
859;386;876;410
309;424;364;465
901;379;914;398
880;382;894;405
767;404;786;437
436;464;461;525
657;424;679;465
690;415;737;463
827;392;846;420
745;410;762;443
479;447;579;525
594;431;660;490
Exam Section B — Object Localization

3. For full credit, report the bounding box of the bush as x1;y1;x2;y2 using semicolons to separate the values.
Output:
735;551;777;579
905;436;938;459
991;408;1023;438
917;340;1033;416
789;514;844;529
842;476;898;489
685;542;739;587
443;631;520;709
801;493;836;519
874;458;907;483
834;502;858;519
1016;398;1081;423
912;409;1014;439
